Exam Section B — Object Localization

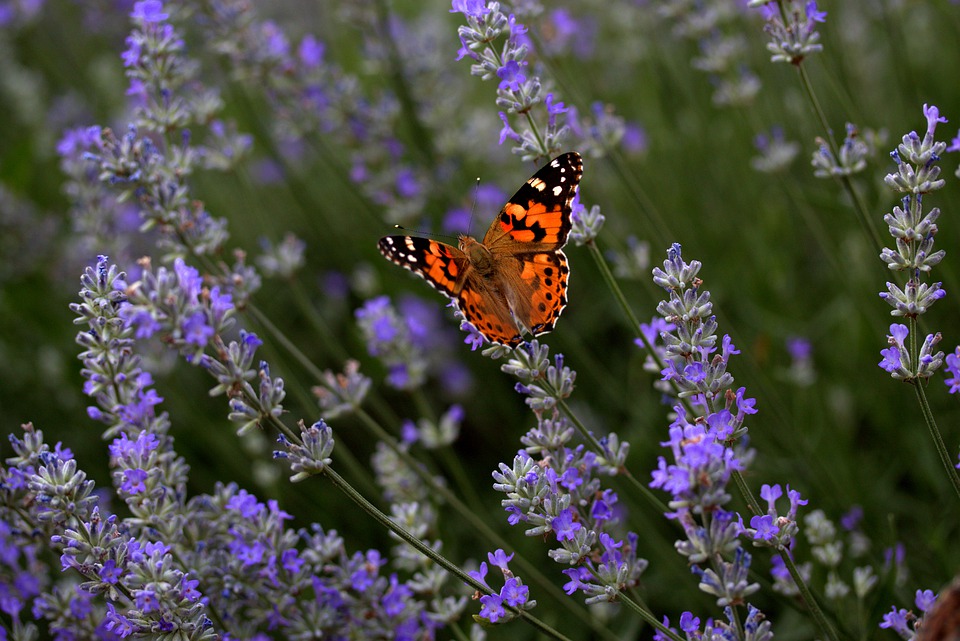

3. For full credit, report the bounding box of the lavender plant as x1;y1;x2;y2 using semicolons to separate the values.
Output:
2;0;960;639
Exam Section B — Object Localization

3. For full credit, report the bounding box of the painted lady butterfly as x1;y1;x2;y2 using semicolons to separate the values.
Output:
378;152;583;347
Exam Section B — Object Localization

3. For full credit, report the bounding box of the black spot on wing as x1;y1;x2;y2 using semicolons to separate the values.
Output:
505;152;583;216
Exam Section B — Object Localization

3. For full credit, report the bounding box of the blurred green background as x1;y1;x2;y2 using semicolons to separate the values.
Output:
2;0;959;638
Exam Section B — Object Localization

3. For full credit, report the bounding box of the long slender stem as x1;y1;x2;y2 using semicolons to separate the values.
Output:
913;381;960;499
779;549;838;641
793;64;884;253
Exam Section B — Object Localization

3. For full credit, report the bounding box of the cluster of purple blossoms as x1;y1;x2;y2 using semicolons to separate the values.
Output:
646;244;800;635
451;0;632;160
4;422;212;639
452;0;569;159
811;123;874;178
492;340;641;607
876;105;948;383
654;604;772;641
0;242;462;638
751;0;827;65
493;436;645;606
468;550;533;623
651;243;758;428
58;1;260;306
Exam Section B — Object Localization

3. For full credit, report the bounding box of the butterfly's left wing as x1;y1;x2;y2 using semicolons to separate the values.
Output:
377;235;468;298
482;151;583;252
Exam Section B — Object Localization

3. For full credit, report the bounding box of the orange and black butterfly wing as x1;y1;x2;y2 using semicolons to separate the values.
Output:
483;151;583;252
377;236;467;299
516;250;570;336
457;284;524;346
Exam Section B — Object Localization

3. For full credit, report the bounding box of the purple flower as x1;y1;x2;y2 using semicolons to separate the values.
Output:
805;1;827;24
879;345;902;373
130;0;168;24
497;111;521;146
478;593;505;622
916;589;937;612
945;347;960;393
622;123;647;154
120;305;161;339
226;489;265;518
500;577;528;607
135;588;159;613
99;559;122;584
879;606;913;635
760;483;783;510
450;0;490;18
923;103;947;138
487;549;514;572
561;567;592;595
121;36;142;67
180;576;201;602
496;60;526;92
174;259;203;301
750;514;778;541
468;561;489;588
551;508;581;541
786;336;812;360
545;93;566;127
841;505;863;530
590;491;614;522
104;602;136;637
382;575;412;617
182;312;214;347
298;34;325;67
679;611;700;633
121;468;148;494
209;286;233;325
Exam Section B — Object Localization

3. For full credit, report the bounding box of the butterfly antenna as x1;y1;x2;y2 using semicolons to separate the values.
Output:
392;225;459;243
467;176;481;236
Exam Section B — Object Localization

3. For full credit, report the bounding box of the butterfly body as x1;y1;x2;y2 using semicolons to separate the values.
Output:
378;152;583;347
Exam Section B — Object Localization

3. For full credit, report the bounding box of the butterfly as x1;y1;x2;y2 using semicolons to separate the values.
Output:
378;152;583;347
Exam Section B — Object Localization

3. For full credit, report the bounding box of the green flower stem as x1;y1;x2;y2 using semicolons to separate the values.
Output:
585;239;641;332
793;63;884;254
779;546;838;641
617;591;684;641
320;462;574;641
731;468;763;521
912;382;960;498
